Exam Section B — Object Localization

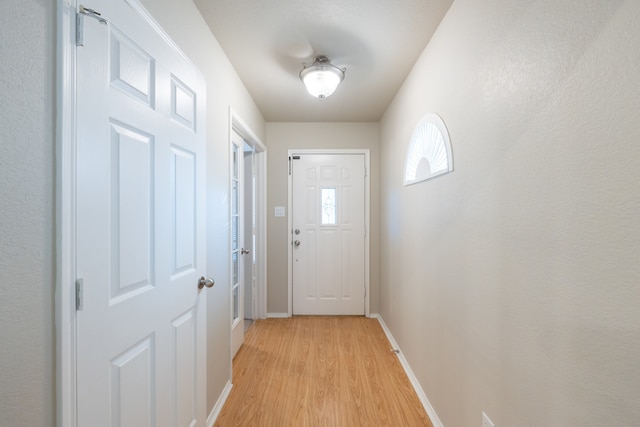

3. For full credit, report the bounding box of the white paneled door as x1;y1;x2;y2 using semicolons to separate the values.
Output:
291;154;366;315
75;2;207;426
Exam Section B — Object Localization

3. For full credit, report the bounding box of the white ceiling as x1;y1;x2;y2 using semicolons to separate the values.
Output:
193;0;453;122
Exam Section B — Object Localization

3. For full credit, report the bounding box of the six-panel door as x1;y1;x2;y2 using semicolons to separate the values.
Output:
76;2;207;425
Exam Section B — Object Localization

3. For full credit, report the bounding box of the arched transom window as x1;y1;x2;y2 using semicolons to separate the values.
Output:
404;113;453;186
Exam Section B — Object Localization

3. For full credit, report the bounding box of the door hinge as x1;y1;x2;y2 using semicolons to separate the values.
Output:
288;155;301;176
75;13;83;46
76;5;107;46
76;278;84;311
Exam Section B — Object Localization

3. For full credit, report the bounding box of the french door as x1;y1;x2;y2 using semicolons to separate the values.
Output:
231;130;250;357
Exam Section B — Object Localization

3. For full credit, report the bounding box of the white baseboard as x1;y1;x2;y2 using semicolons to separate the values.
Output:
267;312;289;318
206;380;233;427
370;314;444;427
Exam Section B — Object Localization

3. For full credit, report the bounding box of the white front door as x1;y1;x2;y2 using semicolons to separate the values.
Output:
291;154;366;315
75;2;207;425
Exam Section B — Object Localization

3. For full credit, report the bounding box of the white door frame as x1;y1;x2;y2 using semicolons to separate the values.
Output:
287;149;371;317
56;2;78;425
55;2;202;425
229;109;267;324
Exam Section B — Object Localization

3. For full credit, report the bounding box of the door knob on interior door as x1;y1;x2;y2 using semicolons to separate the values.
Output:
241;248;251;255
198;276;215;289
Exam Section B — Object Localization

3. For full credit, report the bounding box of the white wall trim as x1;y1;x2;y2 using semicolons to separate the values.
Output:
287;149;371;317
267;312;289;318
56;1;78;426
371;313;445;427
206;380;233;427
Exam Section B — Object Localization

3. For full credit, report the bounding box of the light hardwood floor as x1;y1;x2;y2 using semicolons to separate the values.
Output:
214;316;433;427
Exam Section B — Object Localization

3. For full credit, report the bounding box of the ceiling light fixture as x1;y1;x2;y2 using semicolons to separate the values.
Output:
299;55;346;100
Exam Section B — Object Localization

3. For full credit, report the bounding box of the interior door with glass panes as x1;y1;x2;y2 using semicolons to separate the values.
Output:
291;154;366;315
231;130;246;357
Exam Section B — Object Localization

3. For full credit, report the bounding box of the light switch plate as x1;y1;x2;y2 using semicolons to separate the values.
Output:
274;206;285;217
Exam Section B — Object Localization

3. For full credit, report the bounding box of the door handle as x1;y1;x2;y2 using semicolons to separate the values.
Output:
241;248;251;255
293;240;301;247
198;276;215;290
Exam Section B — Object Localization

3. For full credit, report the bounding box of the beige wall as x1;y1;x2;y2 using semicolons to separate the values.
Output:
0;1;56;425
265;123;380;315
379;1;640;426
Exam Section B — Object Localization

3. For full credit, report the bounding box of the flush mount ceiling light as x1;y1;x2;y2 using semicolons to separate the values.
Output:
299;55;346;100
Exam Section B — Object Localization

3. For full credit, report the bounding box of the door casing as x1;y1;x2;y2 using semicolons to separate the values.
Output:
287;149;371;317
56;2;78;425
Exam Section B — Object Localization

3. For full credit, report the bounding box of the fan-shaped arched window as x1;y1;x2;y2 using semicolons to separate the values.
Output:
404;113;453;186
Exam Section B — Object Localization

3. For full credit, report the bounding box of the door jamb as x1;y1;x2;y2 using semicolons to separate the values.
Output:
287;149;371;317
56;1;78;425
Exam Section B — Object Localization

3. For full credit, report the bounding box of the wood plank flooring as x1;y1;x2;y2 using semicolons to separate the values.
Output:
214;316;433;427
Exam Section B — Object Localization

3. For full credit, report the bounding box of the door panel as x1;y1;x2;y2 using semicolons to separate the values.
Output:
76;2;206;425
171;147;197;274
110;121;155;303
292;154;365;315
110;336;155;426
172;308;197;426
